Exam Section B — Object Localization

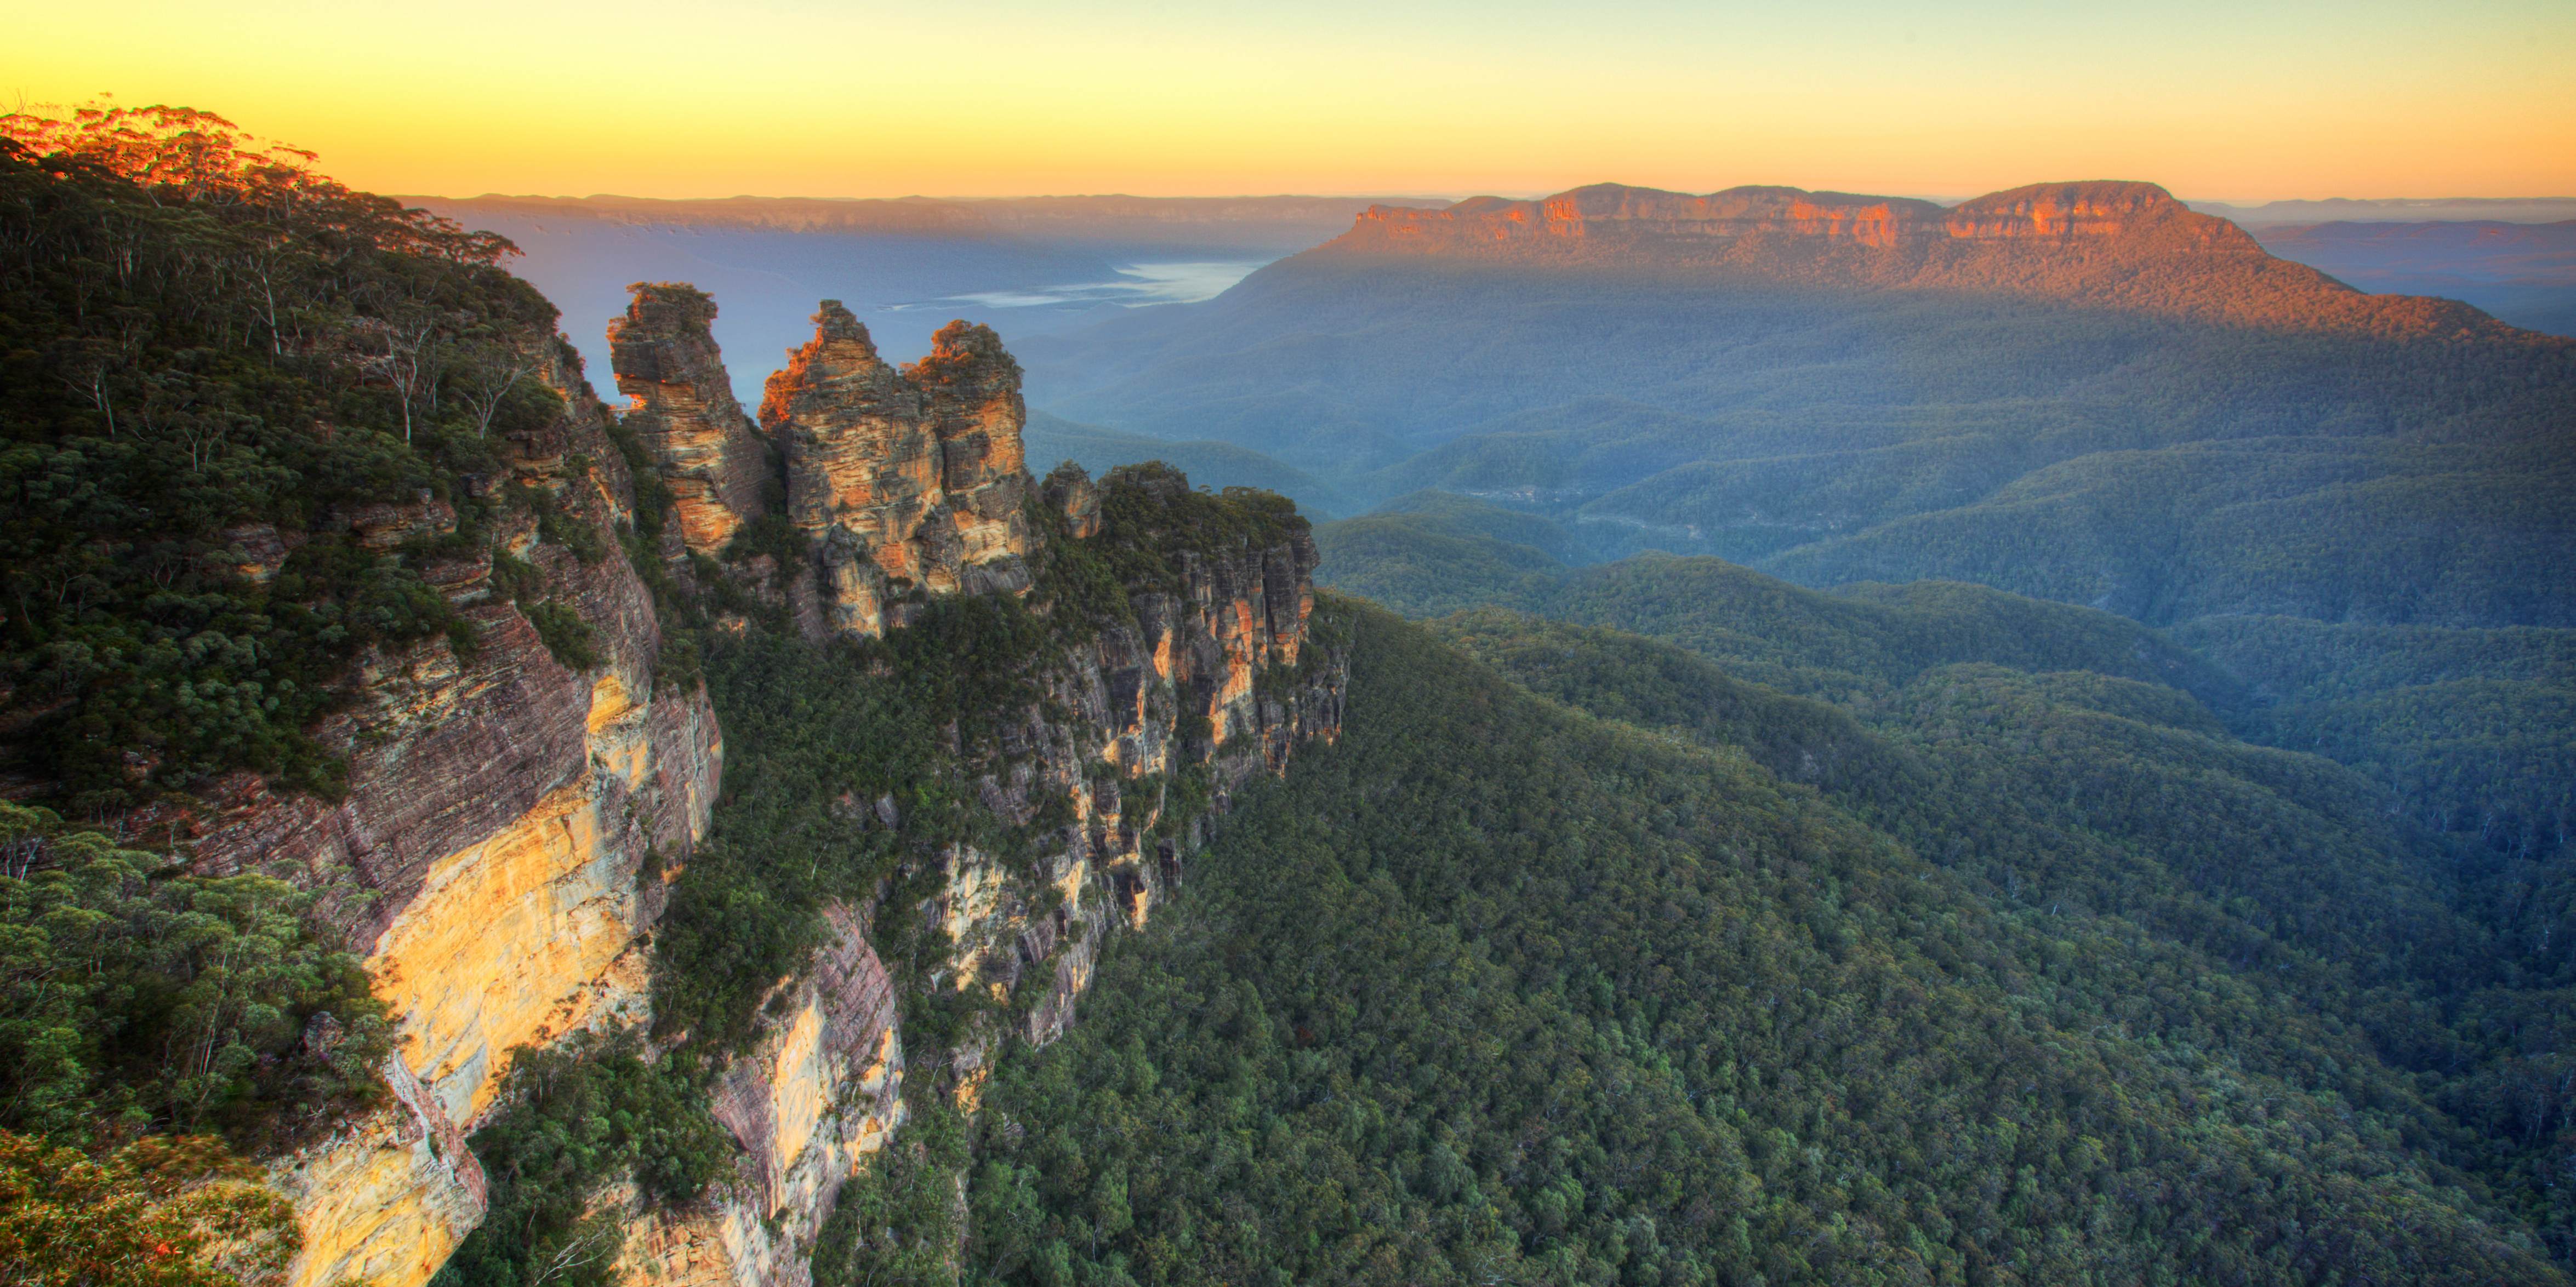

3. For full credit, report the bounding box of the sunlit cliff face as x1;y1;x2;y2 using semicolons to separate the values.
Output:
1360;181;2179;251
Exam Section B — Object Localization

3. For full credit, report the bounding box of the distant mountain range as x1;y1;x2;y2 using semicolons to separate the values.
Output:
2248;219;2576;336
410;187;2576;403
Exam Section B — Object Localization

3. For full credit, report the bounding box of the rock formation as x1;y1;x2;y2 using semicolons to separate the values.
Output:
760;305;1034;637
610;283;773;554
613;316;1343;1287
183;287;1342;1287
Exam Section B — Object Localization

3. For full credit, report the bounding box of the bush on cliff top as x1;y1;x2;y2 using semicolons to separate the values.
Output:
0;1129;300;1287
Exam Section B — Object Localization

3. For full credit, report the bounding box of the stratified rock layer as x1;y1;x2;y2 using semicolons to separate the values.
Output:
761;305;1033;636
153;284;1340;1287
607;313;1341;1287
610;283;772;553
1327;181;2516;338
157;340;727;1287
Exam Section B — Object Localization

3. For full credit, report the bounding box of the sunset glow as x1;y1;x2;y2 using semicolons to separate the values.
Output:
9;0;2572;201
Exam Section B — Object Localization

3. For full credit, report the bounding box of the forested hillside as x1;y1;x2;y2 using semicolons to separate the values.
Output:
1294;508;2576;1266
965;601;2568;1284
0;105;579;1156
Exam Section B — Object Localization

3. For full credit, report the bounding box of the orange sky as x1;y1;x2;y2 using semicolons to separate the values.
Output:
9;0;2572;202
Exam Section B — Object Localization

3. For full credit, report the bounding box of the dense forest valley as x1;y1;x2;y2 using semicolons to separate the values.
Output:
1;106;2572;1287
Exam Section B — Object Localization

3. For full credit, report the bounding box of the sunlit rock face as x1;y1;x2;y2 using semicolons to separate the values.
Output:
158;344;725;1287
1325;180;2511;336
269;1057;486;1287
610;283;773;554
1341;181;2209;252
761;305;1034;637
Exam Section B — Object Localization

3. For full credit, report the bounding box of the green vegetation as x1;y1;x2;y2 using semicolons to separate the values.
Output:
652;462;1313;1060
2174;615;2575;859
1316;511;1569;617
969;601;2562;1284
812;1102;974;1287
0;803;387;1152
1088;461;1308;595
0;105;601;816
432;1034;730;1287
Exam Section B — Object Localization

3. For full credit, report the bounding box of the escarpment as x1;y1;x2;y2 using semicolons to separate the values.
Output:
1325;180;2525;338
104;340;726;1287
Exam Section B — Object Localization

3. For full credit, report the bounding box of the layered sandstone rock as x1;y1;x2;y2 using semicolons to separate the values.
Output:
144;340;727;1287
1325;181;2510;337
607;459;1344;1287
184;288;1338;1287
611;283;772;553
761;305;1034;636
938;471;1340;1040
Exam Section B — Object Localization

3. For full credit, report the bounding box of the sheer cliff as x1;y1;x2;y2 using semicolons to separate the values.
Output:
1323;180;2525;338
126;336;725;1287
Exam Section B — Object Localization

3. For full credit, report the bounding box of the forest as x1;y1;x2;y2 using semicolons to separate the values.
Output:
962;602;2567;1284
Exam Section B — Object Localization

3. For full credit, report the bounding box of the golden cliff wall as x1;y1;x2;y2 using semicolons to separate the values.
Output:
142;339;725;1287
1324;181;2512;338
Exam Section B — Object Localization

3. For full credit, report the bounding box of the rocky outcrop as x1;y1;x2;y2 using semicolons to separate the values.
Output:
1325;181;2518;338
579;304;1342;1287
760;305;1034;637
168;282;1336;1287
611;283;772;553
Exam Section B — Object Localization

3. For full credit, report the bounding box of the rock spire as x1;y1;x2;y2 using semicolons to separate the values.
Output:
608;282;771;553
760;303;1034;636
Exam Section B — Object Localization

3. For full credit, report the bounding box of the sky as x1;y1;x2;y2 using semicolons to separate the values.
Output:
8;0;2572;203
